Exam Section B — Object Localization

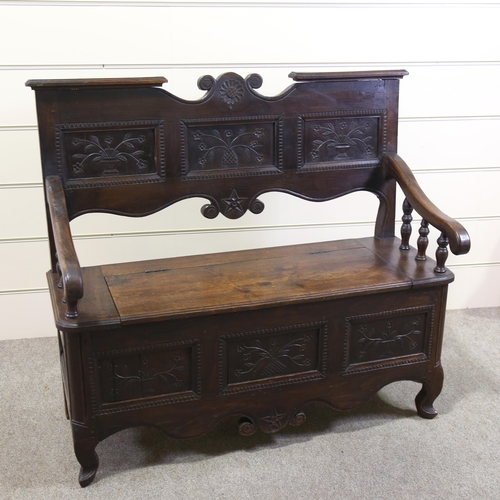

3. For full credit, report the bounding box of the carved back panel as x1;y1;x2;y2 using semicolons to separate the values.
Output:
27;70;407;234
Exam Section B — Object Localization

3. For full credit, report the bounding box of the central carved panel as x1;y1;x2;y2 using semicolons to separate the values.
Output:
228;330;318;383
181;116;282;179
219;322;328;394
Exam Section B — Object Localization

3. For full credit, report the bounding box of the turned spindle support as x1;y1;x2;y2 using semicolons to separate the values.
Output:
434;232;449;273
400;198;413;251
416;219;430;261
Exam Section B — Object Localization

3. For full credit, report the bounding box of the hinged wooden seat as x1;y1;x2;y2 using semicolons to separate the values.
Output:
48;237;454;330
28;70;469;486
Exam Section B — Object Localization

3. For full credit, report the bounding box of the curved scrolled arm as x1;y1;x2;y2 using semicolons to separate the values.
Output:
45;176;83;318
382;154;470;256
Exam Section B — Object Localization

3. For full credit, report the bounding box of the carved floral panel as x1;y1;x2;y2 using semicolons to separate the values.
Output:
98;347;192;404
220;322;328;394
344;307;434;373
227;329;318;384
57;121;165;188
299;111;386;170
181;117;282;179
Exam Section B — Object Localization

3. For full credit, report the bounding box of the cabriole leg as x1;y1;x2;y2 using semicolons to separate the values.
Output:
74;438;99;487
415;364;444;419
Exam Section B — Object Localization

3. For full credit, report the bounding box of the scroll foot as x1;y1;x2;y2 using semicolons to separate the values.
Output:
415;365;444;419
79;460;99;488
75;441;99;487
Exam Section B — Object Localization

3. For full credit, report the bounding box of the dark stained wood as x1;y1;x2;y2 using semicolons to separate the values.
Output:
416;219;430;261
45;176;83;318
104;238;365;276
47;267;120;331
29;70;470;487
382;153;470;255
103;239;411;324
26;76;167;90
289;69;409;81
435;233;450;273
400;198;413;250
357;237;454;288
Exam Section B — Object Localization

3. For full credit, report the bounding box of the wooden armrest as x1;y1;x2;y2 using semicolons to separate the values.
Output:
382;154;470;256
45;176;83;318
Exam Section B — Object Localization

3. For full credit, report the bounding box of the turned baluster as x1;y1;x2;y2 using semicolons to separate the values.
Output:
416;219;430;261
434;232;449;273
400;198;413;251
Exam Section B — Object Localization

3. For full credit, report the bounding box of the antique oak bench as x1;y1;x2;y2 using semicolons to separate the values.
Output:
27;70;470;486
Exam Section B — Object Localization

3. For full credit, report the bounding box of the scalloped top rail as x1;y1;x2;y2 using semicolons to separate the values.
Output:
26;70;408;91
28;70;407;227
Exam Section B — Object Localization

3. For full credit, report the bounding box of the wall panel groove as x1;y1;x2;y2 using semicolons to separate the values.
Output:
2;6;499;65
2;1;499;7
3;61;500;71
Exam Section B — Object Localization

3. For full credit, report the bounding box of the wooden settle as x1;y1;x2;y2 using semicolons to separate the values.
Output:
27;70;470;486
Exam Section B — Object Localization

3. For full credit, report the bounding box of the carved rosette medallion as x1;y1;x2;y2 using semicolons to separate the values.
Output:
219;78;245;108
198;72;263;108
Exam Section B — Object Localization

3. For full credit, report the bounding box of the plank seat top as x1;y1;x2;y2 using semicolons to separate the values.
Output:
48;237;453;330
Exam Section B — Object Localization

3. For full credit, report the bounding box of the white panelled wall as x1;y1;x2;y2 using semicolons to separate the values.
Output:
1;1;499;339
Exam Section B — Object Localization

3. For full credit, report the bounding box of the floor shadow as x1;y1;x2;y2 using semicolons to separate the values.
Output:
96;390;419;483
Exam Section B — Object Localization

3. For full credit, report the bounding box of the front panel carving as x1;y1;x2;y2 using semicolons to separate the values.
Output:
94;340;201;409
181;116;283;179
219;322;327;394
344;306;434;374
298;110;387;171
56;121;165;188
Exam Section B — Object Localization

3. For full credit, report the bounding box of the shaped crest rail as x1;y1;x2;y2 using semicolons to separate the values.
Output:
27;71;406;222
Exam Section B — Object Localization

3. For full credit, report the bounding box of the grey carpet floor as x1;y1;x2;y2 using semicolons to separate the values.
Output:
1;308;499;500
